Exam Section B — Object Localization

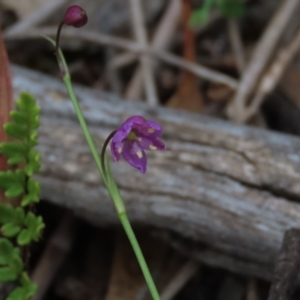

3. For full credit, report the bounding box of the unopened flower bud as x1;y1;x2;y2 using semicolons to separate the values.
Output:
64;5;88;28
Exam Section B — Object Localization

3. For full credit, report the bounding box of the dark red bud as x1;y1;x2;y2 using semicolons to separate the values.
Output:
64;5;88;28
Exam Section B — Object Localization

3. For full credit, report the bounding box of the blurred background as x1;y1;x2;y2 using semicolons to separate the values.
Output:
2;0;300;299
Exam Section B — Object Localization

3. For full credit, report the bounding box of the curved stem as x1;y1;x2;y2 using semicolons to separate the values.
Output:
56;21;64;59
55;21;66;76
101;130;117;179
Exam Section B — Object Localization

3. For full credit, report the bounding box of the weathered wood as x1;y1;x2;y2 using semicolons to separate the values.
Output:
11;65;300;280
267;229;300;300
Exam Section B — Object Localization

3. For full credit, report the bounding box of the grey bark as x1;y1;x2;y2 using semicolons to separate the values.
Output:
267;229;300;300
11;65;300;280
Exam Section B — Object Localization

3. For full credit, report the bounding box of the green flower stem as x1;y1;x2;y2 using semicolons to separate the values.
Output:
62;76;124;213
120;211;160;300
60;57;160;300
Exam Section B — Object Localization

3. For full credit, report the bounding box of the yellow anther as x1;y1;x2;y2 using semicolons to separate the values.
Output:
149;145;157;151
148;128;155;133
128;131;137;140
136;150;143;158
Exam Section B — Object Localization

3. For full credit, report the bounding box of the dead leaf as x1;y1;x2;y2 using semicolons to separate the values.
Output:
168;72;203;111
206;83;233;102
167;0;204;112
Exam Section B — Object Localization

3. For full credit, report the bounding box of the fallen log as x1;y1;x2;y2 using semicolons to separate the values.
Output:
12;65;300;280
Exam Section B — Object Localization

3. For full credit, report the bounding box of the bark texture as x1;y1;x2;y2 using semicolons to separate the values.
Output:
268;229;300;300
11;65;300;280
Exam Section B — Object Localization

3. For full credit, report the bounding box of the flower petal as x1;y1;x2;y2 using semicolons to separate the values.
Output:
136;136;166;151
112;116;146;143
134;120;162;138
125;115;146;125
110;140;123;161
122;141;147;174
146;121;162;135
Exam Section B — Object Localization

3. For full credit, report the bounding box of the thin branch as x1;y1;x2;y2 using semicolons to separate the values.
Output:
5;27;238;89
156;51;238;89
244;25;300;122
161;260;200;300
227;19;246;75
4;0;69;37
228;0;299;123
128;0;158;105
109;52;138;70
125;0;181;100
109;6;220;72
5;25;142;50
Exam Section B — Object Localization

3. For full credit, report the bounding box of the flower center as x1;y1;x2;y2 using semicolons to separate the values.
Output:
127;130;137;141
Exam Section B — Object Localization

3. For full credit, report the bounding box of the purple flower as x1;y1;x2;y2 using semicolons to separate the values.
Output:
110;116;166;173
64;5;88;28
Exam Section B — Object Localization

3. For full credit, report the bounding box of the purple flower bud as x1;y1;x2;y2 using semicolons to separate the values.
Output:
64;5;88;28
110;116;166;174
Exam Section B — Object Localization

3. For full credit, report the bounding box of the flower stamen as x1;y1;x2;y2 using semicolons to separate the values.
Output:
136;150;143;159
127;131;137;140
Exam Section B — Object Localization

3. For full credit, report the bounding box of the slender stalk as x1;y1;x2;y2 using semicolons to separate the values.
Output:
55;21;64;60
55;21;66;76
62;75;160;300
62;76;103;175
120;211;161;300
51;28;160;299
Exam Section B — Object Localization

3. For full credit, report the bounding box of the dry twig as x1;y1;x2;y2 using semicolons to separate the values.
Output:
5;26;238;89
227;19;245;75
244;26;300;122
155;50;238;89
161;260;200;300
124;0;180;101
110;9;221;72
4;0;69;37
110;0;180;72
109;52;139;70
228;0;299;123
127;0;158;105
